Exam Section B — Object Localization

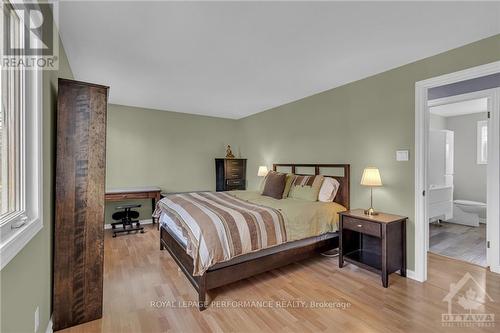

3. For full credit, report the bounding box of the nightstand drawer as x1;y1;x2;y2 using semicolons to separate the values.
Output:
343;216;381;237
226;178;244;186
225;160;244;174
225;168;244;179
226;185;244;191
226;159;244;167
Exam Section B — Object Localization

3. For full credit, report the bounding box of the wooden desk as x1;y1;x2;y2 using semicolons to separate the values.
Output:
105;186;161;224
338;209;407;287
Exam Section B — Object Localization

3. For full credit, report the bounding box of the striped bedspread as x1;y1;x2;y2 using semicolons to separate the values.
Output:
154;192;287;276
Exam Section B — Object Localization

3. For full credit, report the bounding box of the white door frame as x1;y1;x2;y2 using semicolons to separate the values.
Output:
415;61;500;282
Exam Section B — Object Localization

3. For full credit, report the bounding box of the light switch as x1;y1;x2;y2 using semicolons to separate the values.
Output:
396;150;409;161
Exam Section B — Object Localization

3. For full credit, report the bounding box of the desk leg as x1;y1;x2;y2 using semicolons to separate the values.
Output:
151;198;156;224
153;193;161;230
381;224;388;288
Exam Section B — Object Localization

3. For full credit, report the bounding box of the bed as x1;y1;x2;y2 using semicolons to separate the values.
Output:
157;163;350;310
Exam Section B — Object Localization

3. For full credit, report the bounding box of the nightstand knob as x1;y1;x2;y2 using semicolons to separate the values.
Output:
357;224;363;227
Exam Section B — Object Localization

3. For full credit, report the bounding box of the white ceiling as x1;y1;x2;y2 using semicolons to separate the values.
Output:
430;98;488;117
58;1;500;119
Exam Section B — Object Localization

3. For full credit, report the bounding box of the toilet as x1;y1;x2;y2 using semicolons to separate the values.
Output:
450;200;487;227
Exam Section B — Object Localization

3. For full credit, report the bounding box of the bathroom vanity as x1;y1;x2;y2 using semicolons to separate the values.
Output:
428;184;453;222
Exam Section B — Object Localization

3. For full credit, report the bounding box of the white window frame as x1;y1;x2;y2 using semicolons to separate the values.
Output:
477;120;488;165
0;2;43;270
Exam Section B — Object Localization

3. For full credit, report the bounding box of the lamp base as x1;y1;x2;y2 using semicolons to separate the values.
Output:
364;207;379;216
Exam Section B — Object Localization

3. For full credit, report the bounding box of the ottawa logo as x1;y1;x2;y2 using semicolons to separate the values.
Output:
442;272;495;327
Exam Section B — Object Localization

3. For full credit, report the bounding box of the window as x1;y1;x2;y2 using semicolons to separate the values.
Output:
477;120;488;165
0;2;43;270
1;3;22;218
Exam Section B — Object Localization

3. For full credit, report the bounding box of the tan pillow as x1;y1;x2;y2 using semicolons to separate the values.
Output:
290;186;320;201
282;174;296;198
318;177;341;202
288;175;324;201
262;171;287;199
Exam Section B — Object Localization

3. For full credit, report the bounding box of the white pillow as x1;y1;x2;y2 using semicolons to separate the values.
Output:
318;177;340;202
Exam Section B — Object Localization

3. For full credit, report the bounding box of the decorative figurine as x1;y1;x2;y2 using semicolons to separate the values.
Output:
225;145;235;158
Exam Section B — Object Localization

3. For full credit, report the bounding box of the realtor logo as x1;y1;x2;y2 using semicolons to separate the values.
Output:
442;272;495;327
1;1;58;69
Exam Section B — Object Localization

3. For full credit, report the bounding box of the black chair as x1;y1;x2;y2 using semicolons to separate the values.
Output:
111;204;144;237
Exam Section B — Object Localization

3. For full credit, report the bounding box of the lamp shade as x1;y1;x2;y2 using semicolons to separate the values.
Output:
257;166;269;177
361;167;382;186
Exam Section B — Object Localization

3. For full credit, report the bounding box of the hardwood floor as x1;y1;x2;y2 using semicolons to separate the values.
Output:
430;222;486;266
60;224;500;333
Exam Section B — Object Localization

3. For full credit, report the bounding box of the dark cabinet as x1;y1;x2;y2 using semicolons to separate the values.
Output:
53;79;109;331
215;158;247;191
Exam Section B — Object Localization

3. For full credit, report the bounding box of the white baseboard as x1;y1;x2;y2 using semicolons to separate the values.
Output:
104;219;153;230
489;265;500;274
406;269;422;282
45;315;53;333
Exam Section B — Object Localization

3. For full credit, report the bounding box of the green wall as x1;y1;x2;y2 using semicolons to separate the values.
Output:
0;8;74;333
105;104;241;223
239;34;500;271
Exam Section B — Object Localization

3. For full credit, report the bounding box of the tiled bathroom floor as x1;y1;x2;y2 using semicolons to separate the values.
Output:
429;221;486;266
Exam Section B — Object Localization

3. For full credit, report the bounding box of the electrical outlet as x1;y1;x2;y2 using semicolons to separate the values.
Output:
34;306;39;333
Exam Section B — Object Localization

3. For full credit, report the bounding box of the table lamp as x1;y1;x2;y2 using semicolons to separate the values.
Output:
257;166;269;177
361;167;382;216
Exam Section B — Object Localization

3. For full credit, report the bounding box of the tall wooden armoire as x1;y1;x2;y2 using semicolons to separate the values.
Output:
53;79;109;331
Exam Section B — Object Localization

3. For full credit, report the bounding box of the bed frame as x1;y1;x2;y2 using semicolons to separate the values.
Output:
159;163;350;310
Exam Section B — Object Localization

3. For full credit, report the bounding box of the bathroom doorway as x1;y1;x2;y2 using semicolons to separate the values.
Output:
415;62;500;282
427;95;489;266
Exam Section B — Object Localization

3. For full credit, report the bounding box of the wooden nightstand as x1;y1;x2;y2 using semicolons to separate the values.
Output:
338;209;407;287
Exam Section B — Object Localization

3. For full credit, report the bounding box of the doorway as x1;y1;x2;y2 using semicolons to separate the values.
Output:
427;95;489;266
414;61;500;282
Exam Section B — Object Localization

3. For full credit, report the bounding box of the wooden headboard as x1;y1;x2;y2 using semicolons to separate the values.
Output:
273;163;350;209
